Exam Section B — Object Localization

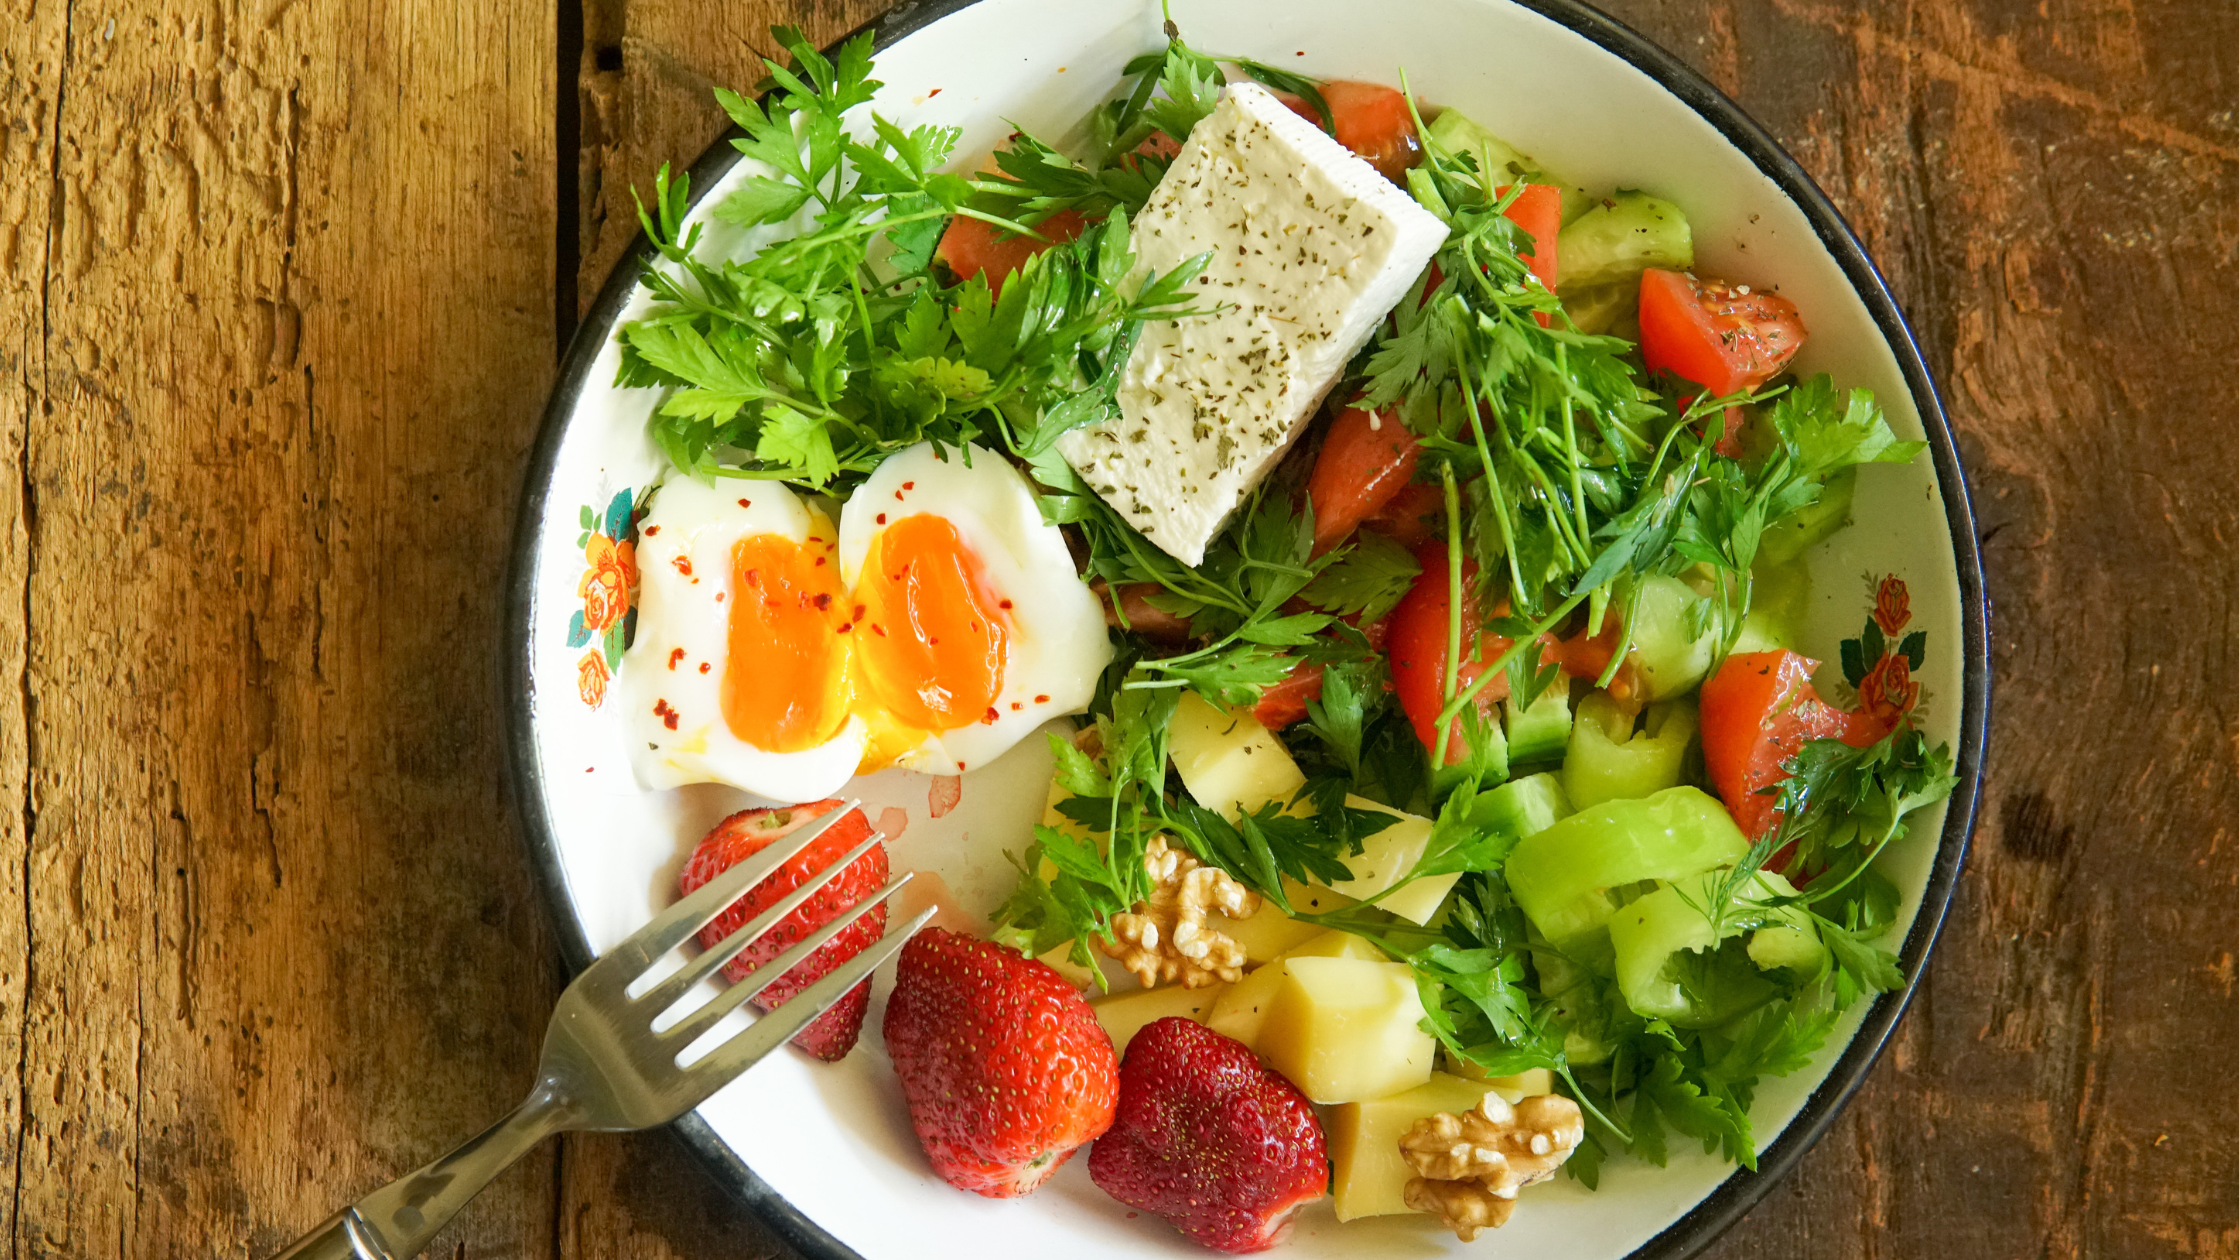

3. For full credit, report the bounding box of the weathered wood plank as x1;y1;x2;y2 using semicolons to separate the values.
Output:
569;0;887;327
0;1;65;1251
12;0;563;1255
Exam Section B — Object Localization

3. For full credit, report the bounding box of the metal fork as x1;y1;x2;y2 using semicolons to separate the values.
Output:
271;802;926;1260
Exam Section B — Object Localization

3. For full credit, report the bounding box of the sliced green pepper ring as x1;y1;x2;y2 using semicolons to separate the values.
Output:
1607;869;1825;1027
1503;785;1747;966
1563;693;1699;810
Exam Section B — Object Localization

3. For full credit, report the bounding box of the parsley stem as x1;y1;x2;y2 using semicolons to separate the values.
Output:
1432;591;1587;733
1433;461;1465;769
1448;319;1526;615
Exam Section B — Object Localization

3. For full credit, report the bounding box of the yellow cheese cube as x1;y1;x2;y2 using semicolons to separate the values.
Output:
1326;797;1458;925
1169;692;1306;819
1439;1053;1558;1103
1204;930;1384;1048
1328;1073;1503;1221
1209;898;1326;963
1206;956;1288;1047
1257;955;1435;1103
1167;698;1455;922
1090;982;1228;1057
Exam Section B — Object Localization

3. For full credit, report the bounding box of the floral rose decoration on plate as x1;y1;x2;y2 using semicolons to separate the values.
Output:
568;488;641;708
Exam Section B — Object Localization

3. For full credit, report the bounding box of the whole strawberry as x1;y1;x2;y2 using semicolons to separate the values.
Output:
1089;1017;1329;1253
882;928;1118;1198
676;800;886;1061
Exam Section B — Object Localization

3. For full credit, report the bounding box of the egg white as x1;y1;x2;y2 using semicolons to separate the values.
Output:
836;441;1113;774
621;476;866;797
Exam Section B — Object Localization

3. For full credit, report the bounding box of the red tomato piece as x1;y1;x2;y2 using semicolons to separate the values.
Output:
1362;483;1443;548
1498;184;1562;291
1095;579;1192;644
1388;547;1511;763
1136;131;1183;161
1537;617;1646;709
1279;81;1421;185
1252;663;1325;730
1698;650;1887;842
934;208;1092;297
1637;269;1808;397
1308;403;1421;556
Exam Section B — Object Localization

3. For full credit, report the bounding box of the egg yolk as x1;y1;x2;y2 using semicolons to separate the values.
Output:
852;514;1010;732
722;531;851;752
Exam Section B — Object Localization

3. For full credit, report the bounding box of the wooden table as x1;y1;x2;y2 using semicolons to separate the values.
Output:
0;0;2231;1255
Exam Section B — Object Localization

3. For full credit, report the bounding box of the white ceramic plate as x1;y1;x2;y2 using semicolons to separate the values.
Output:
507;1;1989;1255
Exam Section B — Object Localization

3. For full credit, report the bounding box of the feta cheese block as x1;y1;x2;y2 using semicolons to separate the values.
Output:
1056;82;1449;565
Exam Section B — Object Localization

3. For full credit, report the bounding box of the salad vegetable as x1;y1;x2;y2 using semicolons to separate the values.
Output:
617;12;1960;1229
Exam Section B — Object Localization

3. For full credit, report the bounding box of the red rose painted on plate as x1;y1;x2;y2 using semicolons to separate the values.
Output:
567;488;643;708
1872;573;1911;636
1858;650;1919;726
580;532;638;633
578;651;611;708
1841;572;1928;722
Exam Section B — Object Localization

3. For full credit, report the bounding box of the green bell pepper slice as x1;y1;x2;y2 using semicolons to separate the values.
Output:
1607;870;1821;1027
1621;575;1719;702
1503;786;1748;963
1562;694;1698;810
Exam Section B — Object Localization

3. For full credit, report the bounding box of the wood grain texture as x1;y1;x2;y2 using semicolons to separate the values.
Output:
1;0;563;1255
0;0;2227;1255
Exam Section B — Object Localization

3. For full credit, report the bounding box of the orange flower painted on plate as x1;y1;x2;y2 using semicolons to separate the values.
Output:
578;651;611;708
1858;650;1918;726
1872;574;1911;637
580;533;638;633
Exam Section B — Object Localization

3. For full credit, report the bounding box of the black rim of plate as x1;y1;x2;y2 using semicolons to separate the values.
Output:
504;0;1991;1255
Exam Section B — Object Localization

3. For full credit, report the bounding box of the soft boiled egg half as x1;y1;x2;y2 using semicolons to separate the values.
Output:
620;441;1113;799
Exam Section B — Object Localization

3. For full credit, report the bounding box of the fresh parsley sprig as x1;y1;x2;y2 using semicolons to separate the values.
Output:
617;26;1220;492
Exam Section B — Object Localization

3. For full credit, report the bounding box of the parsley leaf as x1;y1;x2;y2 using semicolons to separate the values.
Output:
1300;530;1422;620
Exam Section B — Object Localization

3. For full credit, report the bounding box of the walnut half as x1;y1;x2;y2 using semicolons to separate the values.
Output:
1399;1091;1585;1240
1100;836;1262;988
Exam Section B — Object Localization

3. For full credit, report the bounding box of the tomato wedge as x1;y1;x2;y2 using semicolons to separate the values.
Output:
1498;184;1561;290
934;208;1092;297
1363;483;1443;548
1277;81;1421;184
1637;269;1807;397
1388;549;1511;763
1252;663;1326;730
1307;404;1421;555
1698;650;1887;844
1537;617;1644;708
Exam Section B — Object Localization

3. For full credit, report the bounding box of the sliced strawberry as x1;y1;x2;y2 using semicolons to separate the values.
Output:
675;800;887;1062
1089;1018;1328;1253
881;928;1118;1198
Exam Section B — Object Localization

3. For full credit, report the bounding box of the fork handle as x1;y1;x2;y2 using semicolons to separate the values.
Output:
268;1092;574;1260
